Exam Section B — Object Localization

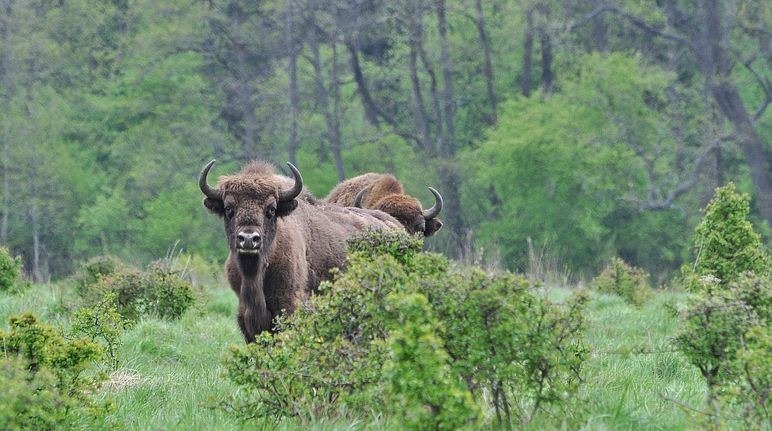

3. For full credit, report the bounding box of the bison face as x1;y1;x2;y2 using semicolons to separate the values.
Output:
200;160;302;264
355;186;443;237
375;195;427;235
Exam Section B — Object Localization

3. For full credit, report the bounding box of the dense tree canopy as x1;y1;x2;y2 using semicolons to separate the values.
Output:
0;0;768;280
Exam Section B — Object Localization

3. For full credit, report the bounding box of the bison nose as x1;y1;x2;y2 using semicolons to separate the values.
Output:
237;231;262;251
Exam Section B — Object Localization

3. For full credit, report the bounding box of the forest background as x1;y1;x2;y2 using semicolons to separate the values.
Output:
0;0;769;282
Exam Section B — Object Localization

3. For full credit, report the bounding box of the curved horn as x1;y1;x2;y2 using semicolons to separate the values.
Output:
199;159;223;200
354;187;369;208
422;187;443;219
278;162;303;202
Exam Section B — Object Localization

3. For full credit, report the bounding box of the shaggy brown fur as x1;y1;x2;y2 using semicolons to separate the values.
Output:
201;161;401;343
325;173;443;236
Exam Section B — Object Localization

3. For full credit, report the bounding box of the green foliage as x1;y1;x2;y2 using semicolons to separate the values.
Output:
72;291;129;369
593;257;654;306
74;258;194;321
673;285;755;386
684;183;770;290
222;229;587;428
674;183;772;428
346;227;424;267
0;312;112;430
462;53;701;276
733;325;771;429
0;246;22;293
71;255;125;303
384;293;479;431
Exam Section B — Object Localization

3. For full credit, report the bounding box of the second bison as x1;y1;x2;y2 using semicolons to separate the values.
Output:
325;172;443;237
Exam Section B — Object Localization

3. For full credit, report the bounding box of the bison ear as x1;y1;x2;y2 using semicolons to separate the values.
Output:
276;199;298;217
203;197;225;216
423;218;443;237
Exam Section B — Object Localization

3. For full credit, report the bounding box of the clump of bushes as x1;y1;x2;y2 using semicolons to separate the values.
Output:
673;183;771;429
0;312;113;430
73;257;194;321
0;246;23;292
222;229;588;429
593;257;653;306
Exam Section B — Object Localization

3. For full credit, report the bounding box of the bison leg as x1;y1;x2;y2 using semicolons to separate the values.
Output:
236;305;255;343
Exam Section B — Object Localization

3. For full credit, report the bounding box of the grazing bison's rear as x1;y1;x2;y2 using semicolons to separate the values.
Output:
325;173;443;237
200;160;401;342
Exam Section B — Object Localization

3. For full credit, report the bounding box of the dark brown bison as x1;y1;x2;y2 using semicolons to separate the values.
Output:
200;160;401;342
325;173;443;237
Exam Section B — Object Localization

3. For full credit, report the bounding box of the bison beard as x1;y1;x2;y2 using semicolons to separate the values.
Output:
200;160;401;342
325;173;443;237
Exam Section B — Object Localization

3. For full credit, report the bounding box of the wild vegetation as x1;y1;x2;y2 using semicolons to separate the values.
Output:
0;0;769;430
0;0;768;281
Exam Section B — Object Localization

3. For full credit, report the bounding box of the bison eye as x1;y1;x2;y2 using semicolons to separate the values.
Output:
225;206;234;219
266;205;276;219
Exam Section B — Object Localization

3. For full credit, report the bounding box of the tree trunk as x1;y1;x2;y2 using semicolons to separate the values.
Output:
474;0;496;123
703;0;772;224
330;39;345;181
539;28;553;93
0;0;11;243
285;0;300;166
591;0;607;52
434;0;463;254
309;21;345;181
521;8;534;97
31;203;41;282
712;82;772;223
409;45;431;152
229;3;258;161
418;40;443;154
346;40;381;128
435;0;455;157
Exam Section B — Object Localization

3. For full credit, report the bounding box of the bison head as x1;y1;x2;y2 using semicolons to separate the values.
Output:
199;160;303;265
355;186;443;236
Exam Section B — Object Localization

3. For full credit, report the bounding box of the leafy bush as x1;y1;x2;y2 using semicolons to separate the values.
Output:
0;246;22;292
71;255;125;302
674;183;771;428
222;229;587;428
733;325;771;429
0;313;112;430
74;258;194;321
384;293;479;431
72;292;129;370
682;183;770;290
593;257;653;306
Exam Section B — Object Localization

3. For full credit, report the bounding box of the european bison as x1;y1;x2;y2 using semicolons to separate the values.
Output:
325;173;443;237
200;160;401;342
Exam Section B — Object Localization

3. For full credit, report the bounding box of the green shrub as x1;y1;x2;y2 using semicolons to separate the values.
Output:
683;183;770;290
593;257;653;306
71;255;125;302
145;261;196;319
674;183;772;429
222;229;587;428
0;312;112;430
0;246;22;292
733;325;771;429
384;293;479;431
74;258;194;321
72;291;129;370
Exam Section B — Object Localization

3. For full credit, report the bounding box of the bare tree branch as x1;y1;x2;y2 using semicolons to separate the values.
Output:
564;4;694;50
640;135;733;211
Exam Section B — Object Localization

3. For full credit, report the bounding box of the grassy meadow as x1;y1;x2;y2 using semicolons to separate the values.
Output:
0;279;706;430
